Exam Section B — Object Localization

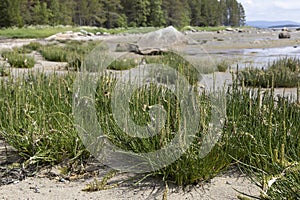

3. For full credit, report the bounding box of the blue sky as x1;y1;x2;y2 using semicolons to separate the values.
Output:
237;0;300;22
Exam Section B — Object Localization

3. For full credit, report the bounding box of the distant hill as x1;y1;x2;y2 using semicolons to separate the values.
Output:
246;20;300;28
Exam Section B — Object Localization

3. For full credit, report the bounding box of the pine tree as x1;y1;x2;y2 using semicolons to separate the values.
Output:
20;0;34;25
0;0;11;27
163;0;190;28
226;0;240;26
148;0;165;27
87;0;106;26
49;0;60;25
188;0;202;26
102;0;127;28
32;1;49;25
134;0;150;27
74;0;89;25
121;0;150;27
59;1;74;25
238;3;246;26
0;0;247;28
219;0;228;26
198;0;209;26
6;0;23;27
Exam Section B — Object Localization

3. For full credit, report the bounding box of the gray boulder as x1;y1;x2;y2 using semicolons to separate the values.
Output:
80;30;88;35
136;26;188;55
279;31;291;39
115;43;139;53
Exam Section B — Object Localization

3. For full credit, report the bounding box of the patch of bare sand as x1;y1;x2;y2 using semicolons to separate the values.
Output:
0;168;260;200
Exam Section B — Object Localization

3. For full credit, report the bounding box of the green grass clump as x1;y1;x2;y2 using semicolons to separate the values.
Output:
40;45;69;62
39;40;100;70
0;73;89;165
19;42;43;53
145;52;200;85
1;51;35;68
239;57;300;88
94;74;228;185
226;85;300;199
107;58;139;70
216;60;230;72
226;79;300;199
0;65;10;76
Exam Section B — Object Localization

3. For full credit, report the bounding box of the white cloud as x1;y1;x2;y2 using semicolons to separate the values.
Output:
244;0;253;4
274;1;300;10
237;0;300;22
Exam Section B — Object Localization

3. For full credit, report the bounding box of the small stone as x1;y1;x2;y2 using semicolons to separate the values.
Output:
225;27;234;32
59;178;66;183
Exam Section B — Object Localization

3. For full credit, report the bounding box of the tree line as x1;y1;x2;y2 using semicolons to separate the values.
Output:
0;0;246;28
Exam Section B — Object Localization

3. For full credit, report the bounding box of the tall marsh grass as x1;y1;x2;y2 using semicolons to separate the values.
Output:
0;73;89;165
240;57;300;88
0;69;299;199
226;79;300;199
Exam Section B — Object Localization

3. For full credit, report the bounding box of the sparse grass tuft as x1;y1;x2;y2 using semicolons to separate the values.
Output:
82;170;118;191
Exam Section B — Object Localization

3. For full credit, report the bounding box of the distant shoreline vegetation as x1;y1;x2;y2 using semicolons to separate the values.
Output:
0;0;246;29
0;25;242;39
268;24;300;29
246;20;300;29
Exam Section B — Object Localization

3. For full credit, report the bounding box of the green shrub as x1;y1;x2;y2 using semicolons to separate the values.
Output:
2;51;35;68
